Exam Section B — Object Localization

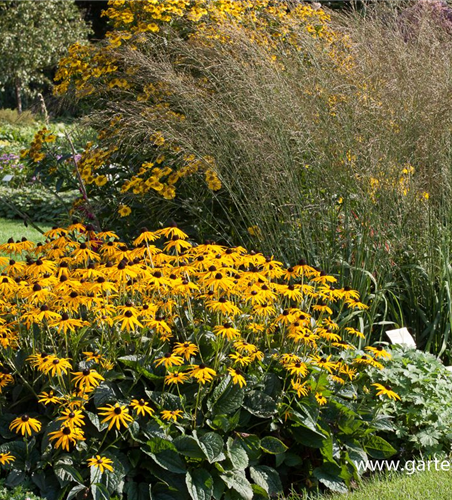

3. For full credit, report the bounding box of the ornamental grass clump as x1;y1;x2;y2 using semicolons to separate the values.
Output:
38;0;452;358
0;223;396;498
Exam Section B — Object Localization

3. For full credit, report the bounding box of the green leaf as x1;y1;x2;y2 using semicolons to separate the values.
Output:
186;469;214;500
260;436;288;455
144;439;187;474
250;466;283;497
227;437;249;470
124;481;151;500
91;482;111;500
174;435;205;459
238;434;261;461
67;485;87;500
243;391;276;418
313;466;348;493
220;471;253;500
54;463;84;485
194;431;225;464
365;435;397;459
86;411;108;432
210;378;244;415
93;382;117;407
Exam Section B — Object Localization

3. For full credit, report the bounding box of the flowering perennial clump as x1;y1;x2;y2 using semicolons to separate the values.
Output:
0;223;396;496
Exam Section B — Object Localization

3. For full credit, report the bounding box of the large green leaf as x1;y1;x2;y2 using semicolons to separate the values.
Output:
93;382;117;407
250;466;283;497
186;469;214;500
124;481;151;500
227;437;249;470
313;466;348;493
260;436;288;455
220;471;253;500
243;391;276;418
238;434;261;461
145;438;187;473
210;377;244;415
365;435;397;459
174;435;205;459
194;431;225;464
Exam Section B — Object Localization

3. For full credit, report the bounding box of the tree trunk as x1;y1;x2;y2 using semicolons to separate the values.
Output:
15;79;22;114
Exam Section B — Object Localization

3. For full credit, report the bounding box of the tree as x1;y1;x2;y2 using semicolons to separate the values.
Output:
0;0;91;112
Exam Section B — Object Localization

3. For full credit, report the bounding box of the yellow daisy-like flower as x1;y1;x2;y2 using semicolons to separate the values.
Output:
9;415;41;436
154;353;184;369
315;392;327;406
172;342;198;360
87;455;114;474
227;367;246;388
286;361;308;378
365;346;391;359
165;370;190;385
291;379;310;397
189;364;216;384
118;204;132;217
372;383;401;401
71;368;105;391
0;452;15;465
49;425;85;451
98;403;134;431
229;352;252;367
43;356;73;377
161;409;183;422
213;323;240;340
130;399;154;417
38;390;63;405
57;408;85;428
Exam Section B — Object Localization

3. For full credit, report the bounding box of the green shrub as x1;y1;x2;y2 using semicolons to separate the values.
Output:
0;185;77;224
0;480;43;500
367;346;452;458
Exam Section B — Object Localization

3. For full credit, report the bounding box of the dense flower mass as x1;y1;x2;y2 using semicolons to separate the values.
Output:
0;223;395;496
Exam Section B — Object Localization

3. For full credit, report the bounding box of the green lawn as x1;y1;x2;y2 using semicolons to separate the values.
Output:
287;469;452;500
0;217;51;244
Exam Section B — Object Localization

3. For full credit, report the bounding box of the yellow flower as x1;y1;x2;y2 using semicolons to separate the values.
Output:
0;452;15;465
98;403;134;430
118;204;132;217
38;390;63;405
71;368;105;391
130;399;154;417
57;408;85;428
154;353;184;369
165;370;190;385
315;392;327;406
161;409;183;422
9;415;41;436
365;346;391;359
42;356;73;377
115;310;143;332
49;425;85;451
372;383;401;401
229;352;252;367
95;175;108;186
213;323;240;340
291;379;309;397
87;455;114;474
228;368;246;388
172;342;199;360
189;364;216;384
